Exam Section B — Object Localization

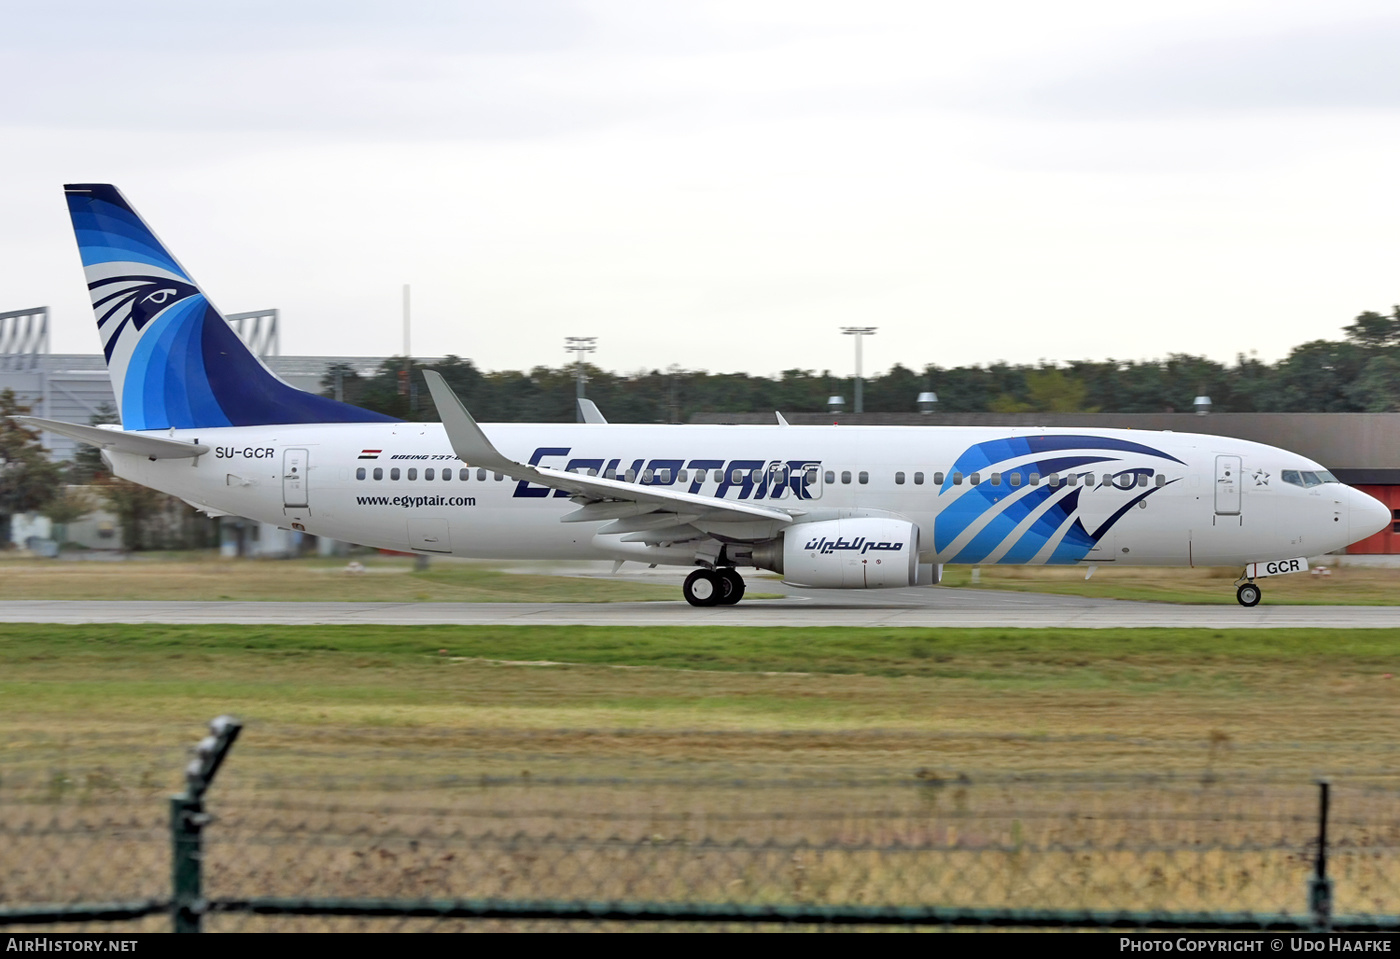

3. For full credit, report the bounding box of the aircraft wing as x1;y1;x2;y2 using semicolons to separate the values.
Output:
424;371;796;537
17;416;210;459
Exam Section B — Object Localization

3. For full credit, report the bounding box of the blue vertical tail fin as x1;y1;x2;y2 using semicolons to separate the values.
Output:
64;184;396;429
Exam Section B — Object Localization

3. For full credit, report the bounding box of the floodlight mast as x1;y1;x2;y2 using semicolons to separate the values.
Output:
841;326;878;414
565;337;597;422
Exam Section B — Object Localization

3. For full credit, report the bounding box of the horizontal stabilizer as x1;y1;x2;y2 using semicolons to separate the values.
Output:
18;416;209;459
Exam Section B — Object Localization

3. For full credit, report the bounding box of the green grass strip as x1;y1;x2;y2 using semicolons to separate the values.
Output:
3;623;1399;676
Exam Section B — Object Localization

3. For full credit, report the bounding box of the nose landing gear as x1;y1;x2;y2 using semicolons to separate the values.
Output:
682;567;747;607
1235;581;1262;607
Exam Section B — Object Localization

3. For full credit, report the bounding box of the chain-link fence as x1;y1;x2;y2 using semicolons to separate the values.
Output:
4;719;1400;932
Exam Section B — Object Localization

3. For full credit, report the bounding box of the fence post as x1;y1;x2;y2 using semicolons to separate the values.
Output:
170;716;242;933
170;793;205;933
1309;779;1332;932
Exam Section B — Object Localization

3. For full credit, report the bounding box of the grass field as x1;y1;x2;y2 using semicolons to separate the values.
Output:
6;616;1400;927
3;555;1397;784
6;558;1400;928
4;622;1399;784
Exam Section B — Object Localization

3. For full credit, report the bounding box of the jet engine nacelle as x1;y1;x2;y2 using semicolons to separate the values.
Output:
753;517;922;589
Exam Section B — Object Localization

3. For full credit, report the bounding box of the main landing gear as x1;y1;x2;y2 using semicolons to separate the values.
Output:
683;567;746;607
1235;581;1262;607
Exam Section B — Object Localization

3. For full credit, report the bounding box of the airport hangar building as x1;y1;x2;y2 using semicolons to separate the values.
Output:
695;411;1400;557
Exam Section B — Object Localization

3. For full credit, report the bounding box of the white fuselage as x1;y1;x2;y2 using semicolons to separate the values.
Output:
107;422;1386;569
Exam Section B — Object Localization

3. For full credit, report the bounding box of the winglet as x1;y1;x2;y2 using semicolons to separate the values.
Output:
775;411;790;426
422;370;516;474
423;370;795;526
578;398;608;424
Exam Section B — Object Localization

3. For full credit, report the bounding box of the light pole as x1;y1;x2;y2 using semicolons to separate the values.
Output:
565;337;597;422
0;453;8;546
401;284;415;413
841;327;878;414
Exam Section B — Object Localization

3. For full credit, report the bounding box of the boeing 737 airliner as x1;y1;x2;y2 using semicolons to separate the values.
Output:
23;184;1391;607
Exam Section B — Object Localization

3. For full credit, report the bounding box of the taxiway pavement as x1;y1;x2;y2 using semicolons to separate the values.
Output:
3;589;1397;628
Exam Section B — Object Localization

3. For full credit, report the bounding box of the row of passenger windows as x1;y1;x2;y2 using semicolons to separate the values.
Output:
357;466;504;482
354;466;818;484
354;464;1168;489
354;466;813;484
878;470;1167;489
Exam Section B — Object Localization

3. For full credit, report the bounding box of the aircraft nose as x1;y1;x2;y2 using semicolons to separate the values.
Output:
1348;486;1391;543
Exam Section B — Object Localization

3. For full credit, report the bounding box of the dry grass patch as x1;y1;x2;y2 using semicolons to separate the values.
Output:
0;555;678;603
944;562;1400;604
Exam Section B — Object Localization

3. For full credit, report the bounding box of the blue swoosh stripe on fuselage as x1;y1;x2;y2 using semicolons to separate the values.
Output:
1045;517;1098;564
946;483;1061;565
933;455;1113;554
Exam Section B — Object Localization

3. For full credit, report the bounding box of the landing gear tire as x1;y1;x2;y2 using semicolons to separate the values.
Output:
1236;583;1262;607
683;569;723;607
716;568;746;606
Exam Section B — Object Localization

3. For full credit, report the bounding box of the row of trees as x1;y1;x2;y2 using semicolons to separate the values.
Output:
0;391;212;550
323;307;1400;422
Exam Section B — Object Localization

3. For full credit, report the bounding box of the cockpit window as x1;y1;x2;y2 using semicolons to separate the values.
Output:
1282;469;1339;488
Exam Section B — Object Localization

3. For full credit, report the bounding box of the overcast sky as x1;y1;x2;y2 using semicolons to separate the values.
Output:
3;0;1399;379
